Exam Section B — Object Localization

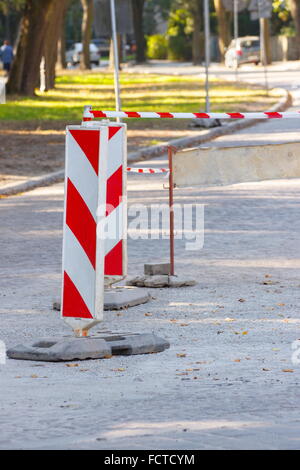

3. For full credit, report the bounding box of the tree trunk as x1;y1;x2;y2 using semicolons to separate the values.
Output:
80;0;93;70
42;0;68;91
192;0;204;65
260;18;272;65
213;0;232;62
6;0;56;96
57;0;70;69
289;0;300;58
108;34;122;70
132;0;146;63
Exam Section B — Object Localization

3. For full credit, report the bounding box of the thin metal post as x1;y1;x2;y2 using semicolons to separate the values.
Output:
168;146;175;276
258;0;269;95
110;0;122;121
203;0;210;113
234;0;239;81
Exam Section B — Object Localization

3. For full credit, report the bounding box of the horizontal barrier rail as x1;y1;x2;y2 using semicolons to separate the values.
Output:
127;167;168;173
83;107;300;120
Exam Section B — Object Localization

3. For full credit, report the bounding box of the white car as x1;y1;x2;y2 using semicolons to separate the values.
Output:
66;42;101;66
225;36;260;68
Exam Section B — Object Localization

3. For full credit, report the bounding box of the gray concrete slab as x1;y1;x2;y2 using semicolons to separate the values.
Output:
7;333;170;362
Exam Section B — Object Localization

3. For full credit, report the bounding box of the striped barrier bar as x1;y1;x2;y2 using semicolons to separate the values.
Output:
127;167;168;173
83;107;300;121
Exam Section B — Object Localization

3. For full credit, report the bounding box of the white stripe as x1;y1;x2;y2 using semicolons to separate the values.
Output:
104;202;123;256
63;226;96;317
67;131;99;218
107;126;124;179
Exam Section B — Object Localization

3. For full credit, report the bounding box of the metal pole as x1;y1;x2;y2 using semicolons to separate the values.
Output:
258;0;269;95
168;146;175;277
234;0;239;81
204;0;210;113
110;0;122;121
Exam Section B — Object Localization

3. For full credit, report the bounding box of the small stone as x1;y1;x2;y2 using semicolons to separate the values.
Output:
168;275;197;287
125;275;147;287
144;275;169;288
144;263;171;276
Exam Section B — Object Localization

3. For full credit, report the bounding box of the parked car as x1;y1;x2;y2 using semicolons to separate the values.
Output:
225;36;260;68
66;42;101;66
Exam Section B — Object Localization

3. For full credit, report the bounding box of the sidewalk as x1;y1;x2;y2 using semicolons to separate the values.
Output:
0;122;300;449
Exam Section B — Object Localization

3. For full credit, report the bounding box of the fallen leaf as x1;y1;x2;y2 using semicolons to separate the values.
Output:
66;363;79;368
225;317;235;322
180;323;189;327
176;353;186;358
277;303;285;307
30;374;38;378
282;369;294;373
144;313;152;317
242;331;248;336
111;368;126;372
233;359;241;362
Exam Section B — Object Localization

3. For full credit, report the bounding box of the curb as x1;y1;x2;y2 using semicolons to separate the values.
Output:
0;88;291;198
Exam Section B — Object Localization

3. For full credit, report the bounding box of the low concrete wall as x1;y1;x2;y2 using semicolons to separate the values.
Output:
173;142;300;187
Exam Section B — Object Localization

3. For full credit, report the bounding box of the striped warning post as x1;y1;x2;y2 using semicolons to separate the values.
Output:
105;123;127;281
62;122;127;336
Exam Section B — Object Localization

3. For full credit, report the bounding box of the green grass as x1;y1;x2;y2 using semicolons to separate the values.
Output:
0;71;278;122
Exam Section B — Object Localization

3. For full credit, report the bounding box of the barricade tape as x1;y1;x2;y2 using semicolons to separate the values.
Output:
127;167;169;174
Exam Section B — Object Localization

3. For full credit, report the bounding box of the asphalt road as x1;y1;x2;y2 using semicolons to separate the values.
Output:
0;61;300;450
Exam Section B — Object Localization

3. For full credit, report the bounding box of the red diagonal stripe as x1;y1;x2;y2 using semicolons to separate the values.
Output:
62;271;93;319
193;113;210;118
92;111;107;118
264;112;283;118
105;240;123;276
157;112;174;118
66;179;96;268
227;113;245;119
69;129;99;174
125;111;141;118
108;126;121;140
106;166;122;216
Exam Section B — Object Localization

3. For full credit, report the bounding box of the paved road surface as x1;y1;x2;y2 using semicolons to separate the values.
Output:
0;63;300;450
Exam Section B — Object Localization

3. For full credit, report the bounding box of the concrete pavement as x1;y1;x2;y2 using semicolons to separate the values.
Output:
1;62;300;449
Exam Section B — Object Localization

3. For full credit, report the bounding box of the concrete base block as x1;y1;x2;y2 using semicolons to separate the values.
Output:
126;274;197;288
53;287;150;312
7;333;170;362
144;263;171;276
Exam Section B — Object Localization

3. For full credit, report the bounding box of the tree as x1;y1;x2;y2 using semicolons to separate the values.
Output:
6;0;58;95
288;0;300;57
213;0;232;62
42;0;70;91
80;0;93;70
57;0;70;69
132;0;146;63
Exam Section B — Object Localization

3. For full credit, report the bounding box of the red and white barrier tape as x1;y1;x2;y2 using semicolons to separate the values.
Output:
83;109;300;120
127;167;168;174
